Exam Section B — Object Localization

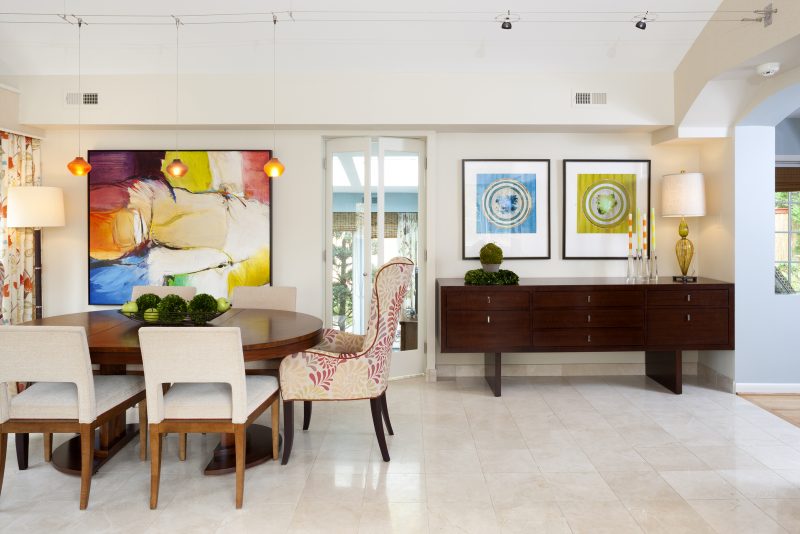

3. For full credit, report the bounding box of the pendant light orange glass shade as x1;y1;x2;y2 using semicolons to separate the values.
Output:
264;157;285;178
67;156;92;176
166;158;189;178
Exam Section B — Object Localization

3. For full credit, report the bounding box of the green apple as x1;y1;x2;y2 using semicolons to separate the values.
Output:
216;297;231;312
143;308;159;322
121;301;138;313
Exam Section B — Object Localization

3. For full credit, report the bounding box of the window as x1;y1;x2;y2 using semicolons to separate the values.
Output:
775;166;800;293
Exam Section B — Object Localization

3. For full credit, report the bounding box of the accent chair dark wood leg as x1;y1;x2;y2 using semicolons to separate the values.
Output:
0;432;7;496
379;392;394;435
281;400;294;465
645;350;683;394
302;401;312;431
370;397;390;462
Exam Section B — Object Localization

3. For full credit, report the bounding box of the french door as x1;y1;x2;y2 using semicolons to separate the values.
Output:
325;136;425;378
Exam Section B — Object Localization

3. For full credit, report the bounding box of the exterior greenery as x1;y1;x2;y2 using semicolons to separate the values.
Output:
464;268;519;286
479;243;504;265
135;293;161;312
332;231;354;330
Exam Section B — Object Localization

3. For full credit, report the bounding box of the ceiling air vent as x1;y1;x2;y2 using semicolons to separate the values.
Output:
65;92;99;106
573;91;607;106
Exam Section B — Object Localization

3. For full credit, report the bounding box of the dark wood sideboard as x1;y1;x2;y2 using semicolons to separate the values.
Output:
436;278;734;396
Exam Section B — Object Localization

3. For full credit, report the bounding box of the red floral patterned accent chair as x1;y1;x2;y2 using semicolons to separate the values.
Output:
279;257;414;464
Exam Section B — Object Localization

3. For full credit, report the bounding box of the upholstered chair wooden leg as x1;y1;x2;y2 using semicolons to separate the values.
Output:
178;433;187;461
370;397;390;462
138;401;147;461
234;425;245;509
149;425;162;509
79;424;94;510
43;433;53;462
271;400;280;461
302;401;312;430
379;392;394;436
0;432;7;496
15;433;28;470
281;400;294;465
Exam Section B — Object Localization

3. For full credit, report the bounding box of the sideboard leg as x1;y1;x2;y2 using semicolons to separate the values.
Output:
645;350;682;394
484;352;501;397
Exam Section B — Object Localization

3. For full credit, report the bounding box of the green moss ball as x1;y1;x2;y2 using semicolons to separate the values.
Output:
135;293;161;313
157;294;188;323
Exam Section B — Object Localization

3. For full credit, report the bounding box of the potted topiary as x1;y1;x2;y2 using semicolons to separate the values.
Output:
479;243;503;273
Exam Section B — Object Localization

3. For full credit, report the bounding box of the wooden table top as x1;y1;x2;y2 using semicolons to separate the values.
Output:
24;309;324;365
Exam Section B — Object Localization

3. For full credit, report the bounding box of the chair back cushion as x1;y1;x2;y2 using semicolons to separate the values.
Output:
131;285;197;301
0;326;96;423
138;327;248;423
231;286;296;311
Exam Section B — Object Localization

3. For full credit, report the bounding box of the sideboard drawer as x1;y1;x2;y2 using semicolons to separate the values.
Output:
533;327;644;348
445;310;531;350
446;290;530;311
647;308;729;347
533;308;643;329
533;289;644;309
647;289;728;308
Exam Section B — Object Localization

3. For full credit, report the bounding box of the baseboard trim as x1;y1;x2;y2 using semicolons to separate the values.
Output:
389;372;425;382
736;383;800;394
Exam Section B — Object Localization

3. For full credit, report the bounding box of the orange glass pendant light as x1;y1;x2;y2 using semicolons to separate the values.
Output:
265;14;285;178
68;18;90;176
67;156;92;176
264;157;285;178
166;158;189;178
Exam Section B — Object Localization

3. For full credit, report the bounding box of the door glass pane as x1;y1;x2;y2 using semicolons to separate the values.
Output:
384;149;420;351
331;150;366;334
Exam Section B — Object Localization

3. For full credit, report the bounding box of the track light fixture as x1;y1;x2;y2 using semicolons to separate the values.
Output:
495;10;519;30
634;11;654;30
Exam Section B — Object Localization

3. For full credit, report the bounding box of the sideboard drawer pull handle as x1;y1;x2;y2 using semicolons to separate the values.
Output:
487;315;491;324
587;314;591;323
687;294;692;302
587;295;591;303
686;313;691;322
587;335;592;343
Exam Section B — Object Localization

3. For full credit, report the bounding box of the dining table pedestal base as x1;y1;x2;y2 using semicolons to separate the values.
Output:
204;424;280;475
51;423;139;476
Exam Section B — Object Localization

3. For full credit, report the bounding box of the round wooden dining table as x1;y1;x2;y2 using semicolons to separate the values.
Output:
22;308;323;476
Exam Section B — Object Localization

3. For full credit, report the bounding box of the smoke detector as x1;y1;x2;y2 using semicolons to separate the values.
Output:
757;62;781;77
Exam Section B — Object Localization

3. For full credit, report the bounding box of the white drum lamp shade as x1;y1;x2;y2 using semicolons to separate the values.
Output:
7;186;65;228
661;172;706;218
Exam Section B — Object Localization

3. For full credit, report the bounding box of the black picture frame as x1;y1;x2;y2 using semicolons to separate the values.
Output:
462;159;551;260
562;159;651;260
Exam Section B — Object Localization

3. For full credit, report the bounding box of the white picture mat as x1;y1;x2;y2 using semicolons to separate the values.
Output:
563;160;649;259
463;160;550;259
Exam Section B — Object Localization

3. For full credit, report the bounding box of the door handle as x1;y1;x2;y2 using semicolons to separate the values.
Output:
686;314;691;322
487;295;491;304
587;295;592;303
487;315;491;324
686;294;692;302
587;335;592;343
587;314;591;323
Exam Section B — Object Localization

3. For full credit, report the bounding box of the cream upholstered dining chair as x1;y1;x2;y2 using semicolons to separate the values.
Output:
131;285;197;300
231;285;297;311
138;327;280;509
279;257;414;464
0;326;147;509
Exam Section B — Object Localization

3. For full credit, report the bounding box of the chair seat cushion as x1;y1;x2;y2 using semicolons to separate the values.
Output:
9;375;145;421
163;376;278;420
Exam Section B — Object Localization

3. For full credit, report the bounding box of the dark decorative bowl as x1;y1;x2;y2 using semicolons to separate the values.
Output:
118;309;225;326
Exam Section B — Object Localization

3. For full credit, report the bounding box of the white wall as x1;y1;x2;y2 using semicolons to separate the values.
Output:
434;132;704;370
777;118;800;156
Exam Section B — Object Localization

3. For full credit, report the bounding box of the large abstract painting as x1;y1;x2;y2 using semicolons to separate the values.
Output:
462;159;550;259
88;150;272;305
562;159;650;259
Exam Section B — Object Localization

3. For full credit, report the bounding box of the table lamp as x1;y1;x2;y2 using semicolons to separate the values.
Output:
7;186;66;319
661;172;705;282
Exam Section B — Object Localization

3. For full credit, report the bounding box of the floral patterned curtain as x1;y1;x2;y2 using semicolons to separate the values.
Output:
0;131;42;325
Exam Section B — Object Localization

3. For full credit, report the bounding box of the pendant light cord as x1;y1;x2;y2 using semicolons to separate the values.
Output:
77;18;82;155
272;14;277;154
174;17;180;154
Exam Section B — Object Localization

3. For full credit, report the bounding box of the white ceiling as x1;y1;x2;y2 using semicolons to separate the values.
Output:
0;0;728;76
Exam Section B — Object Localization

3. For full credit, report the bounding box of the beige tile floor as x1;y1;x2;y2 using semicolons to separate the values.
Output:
3;375;800;533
